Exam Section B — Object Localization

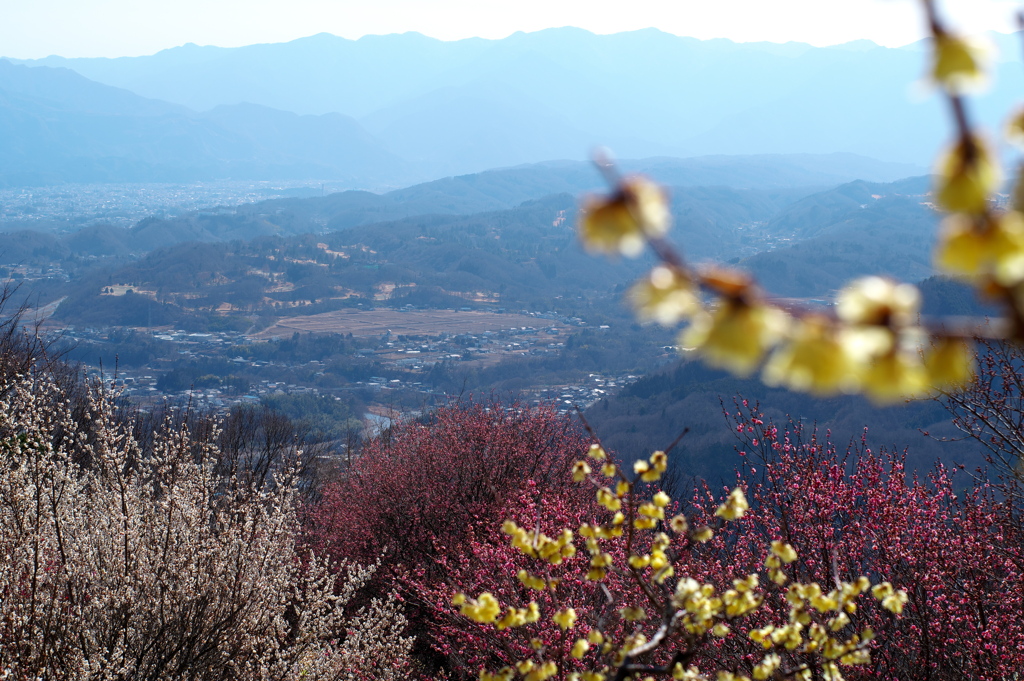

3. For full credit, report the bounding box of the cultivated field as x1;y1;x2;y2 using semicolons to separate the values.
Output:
257;309;561;338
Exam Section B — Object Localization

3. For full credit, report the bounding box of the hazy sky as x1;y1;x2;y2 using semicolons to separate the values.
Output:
2;0;1021;59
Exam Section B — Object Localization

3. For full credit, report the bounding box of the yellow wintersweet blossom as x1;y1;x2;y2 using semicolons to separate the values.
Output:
715;487;749;521
763;316;858;396
931;33;990;94
650;450;668;473
518;660;558;681
501;521;576;564
682;300;788;377
672;664;705;681
752;653;782;680
862;351;930;404
638;502;665;520
628;554;651;569
481;668;515;681
836;276;920;327
517;570;547;591
579;176;671;257
571;639;590;659
496;602;541;630
458;592;502;623
935;211;1024;285
634;516;658;530
596;487;622;512
572;460;591;482
924;336;975;390
553;608;578;630
634;450;668;481
770;540;798;564
587;443;607;460
630;265;702;325
691;525;714;543
871;582;909;614
619;606;647;621
935;135;1001;215
669;514;689;533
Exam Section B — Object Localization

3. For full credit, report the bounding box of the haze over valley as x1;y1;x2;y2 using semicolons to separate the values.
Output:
14;26;1021;185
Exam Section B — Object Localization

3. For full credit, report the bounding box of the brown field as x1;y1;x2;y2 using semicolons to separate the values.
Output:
256;309;561;338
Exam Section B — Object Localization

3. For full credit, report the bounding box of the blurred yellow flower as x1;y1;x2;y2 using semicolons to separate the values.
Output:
924;336;974;390
630;265;702;326
682;300;788;377
1007;107;1024;147
935;211;1024;285
935;135;1000;215
553;608;578;630
669;514;689;533
620;606;647;621
597;487;622;512
459;592;502;623
715;487;749;521
579;176;670;257
692;526;714;542
572;460;591;482
763;316;858;395
931;33;990;94
837;277;920;327
862;351;929;404
770;540;798;564
650;450;668;472
752;653;782;680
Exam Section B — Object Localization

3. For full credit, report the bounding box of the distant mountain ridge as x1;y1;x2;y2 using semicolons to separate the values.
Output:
10;27;1024;172
0;60;409;187
0;54;925;189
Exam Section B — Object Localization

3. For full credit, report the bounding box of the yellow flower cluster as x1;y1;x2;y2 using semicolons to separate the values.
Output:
579;176;671;257
552;608;578;630
572;460;592;482
683;295;788;378
630;266;701;326
453;591;542;630
925;30;1024;330
578;155;991;403
515;659;558;681
936;210;1024;284
583;536;615;581
715;487;749;521
764;541;798;585
740;574;878;676
871;582;910;615
463;445;910;681
480;668;516;681
453;592;501;623
516;570;549;591
502;520;577;565
628;531;674;582
671;574;762;637
633;450;668;482
931;33;989;94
